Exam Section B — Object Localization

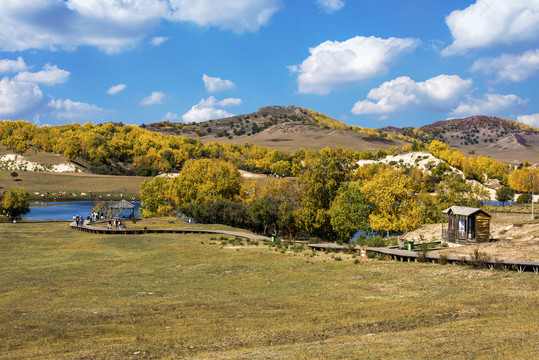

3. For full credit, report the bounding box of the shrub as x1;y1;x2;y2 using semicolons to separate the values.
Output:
469;248;490;269
438;253;448;265
516;193;532;204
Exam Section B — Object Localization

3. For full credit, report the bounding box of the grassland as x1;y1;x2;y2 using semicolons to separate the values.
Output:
1;222;538;359
0;171;146;200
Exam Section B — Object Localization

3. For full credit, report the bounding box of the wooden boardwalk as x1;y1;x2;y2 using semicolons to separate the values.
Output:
70;221;271;242
70;222;539;273
309;242;539;273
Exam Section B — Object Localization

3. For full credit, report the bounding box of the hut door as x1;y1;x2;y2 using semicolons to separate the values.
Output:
458;218;466;240
468;217;475;240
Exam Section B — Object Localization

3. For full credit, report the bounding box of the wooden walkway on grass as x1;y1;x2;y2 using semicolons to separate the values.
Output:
309;242;539;273
70;221;270;242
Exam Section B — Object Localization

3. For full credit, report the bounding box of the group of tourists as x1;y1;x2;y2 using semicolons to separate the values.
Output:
90;211;105;222
107;218;122;230
73;213;123;230
73;215;85;227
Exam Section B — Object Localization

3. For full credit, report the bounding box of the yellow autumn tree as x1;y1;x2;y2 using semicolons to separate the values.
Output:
508;168;539;193
361;167;424;234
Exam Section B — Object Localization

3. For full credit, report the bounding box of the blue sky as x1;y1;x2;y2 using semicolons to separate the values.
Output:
1;0;539;129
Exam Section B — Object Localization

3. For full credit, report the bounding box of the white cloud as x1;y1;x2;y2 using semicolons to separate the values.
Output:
0;57;28;74
161;112;181;122
48;98;110;119
351;75;473;115
14;64;70;86
107;84;127;95
449;93;527;117
0;0;281;53
140;91;166;106
182;96;241;123
0;0;165;53
471;49;539;82
317;0;344;13
517;113;539;127
202;74;236;93
168;0;282;33
0;59;109;121
443;0;539;56
290;36;419;95
66;0;168;24
0;77;45;119
150;36;168;46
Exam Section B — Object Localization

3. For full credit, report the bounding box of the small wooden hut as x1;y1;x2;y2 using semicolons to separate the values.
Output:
110;199;135;219
441;206;490;244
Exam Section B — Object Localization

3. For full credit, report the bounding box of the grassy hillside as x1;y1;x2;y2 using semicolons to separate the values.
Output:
0;222;537;359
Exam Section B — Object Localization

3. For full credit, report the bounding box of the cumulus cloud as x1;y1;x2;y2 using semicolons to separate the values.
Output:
0;57;28;74
351;75;473;115
168;0;282;33
13;64;70;86
517;113;539;127
0;59;108;121
106;84;127;95
0;77;45;119
443;0;539;56
150;36;168;46
140;91;166;106
48;98;110;119
449;93;527;117
290;36;419;95
471;49;539;82
317;0;345;13
202;74;236;93
182;96;241;123
0;0;282;53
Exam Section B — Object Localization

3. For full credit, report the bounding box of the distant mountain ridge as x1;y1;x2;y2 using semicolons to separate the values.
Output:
143;108;539;163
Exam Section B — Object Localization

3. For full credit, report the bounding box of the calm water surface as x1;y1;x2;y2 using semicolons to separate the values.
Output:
25;201;142;220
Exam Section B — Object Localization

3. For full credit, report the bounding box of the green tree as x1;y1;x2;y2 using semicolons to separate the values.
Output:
329;182;372;241
10;172;18;181
496;186;515;204
1;188;30;219
297;147;356;239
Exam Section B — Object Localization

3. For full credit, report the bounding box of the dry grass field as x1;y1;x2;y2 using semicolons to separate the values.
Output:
0;171;146;200
0;222;537;359
201;124;409;153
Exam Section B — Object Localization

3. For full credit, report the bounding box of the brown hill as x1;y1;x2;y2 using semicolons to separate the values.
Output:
207;122;407;153
143;106;410;152
413;115;539;163
143;110;539;163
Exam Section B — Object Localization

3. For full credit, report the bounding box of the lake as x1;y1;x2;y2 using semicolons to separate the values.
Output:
24;201;142;220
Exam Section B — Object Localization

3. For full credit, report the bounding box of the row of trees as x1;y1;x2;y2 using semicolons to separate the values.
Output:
140;148;490;241
0;120;523;189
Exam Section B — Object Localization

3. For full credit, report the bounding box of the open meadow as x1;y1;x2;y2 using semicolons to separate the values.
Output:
0;222;538;359
0;171;145;200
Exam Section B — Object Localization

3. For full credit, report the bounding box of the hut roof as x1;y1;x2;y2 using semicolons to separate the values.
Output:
111;199;135;209
442;206;490;217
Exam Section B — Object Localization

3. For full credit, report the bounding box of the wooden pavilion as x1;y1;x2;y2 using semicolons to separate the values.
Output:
441;206;491;244
110;199;135;219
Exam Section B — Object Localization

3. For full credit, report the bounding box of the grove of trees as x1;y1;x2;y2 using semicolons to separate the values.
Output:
1;119;535;241
1;188;30;220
